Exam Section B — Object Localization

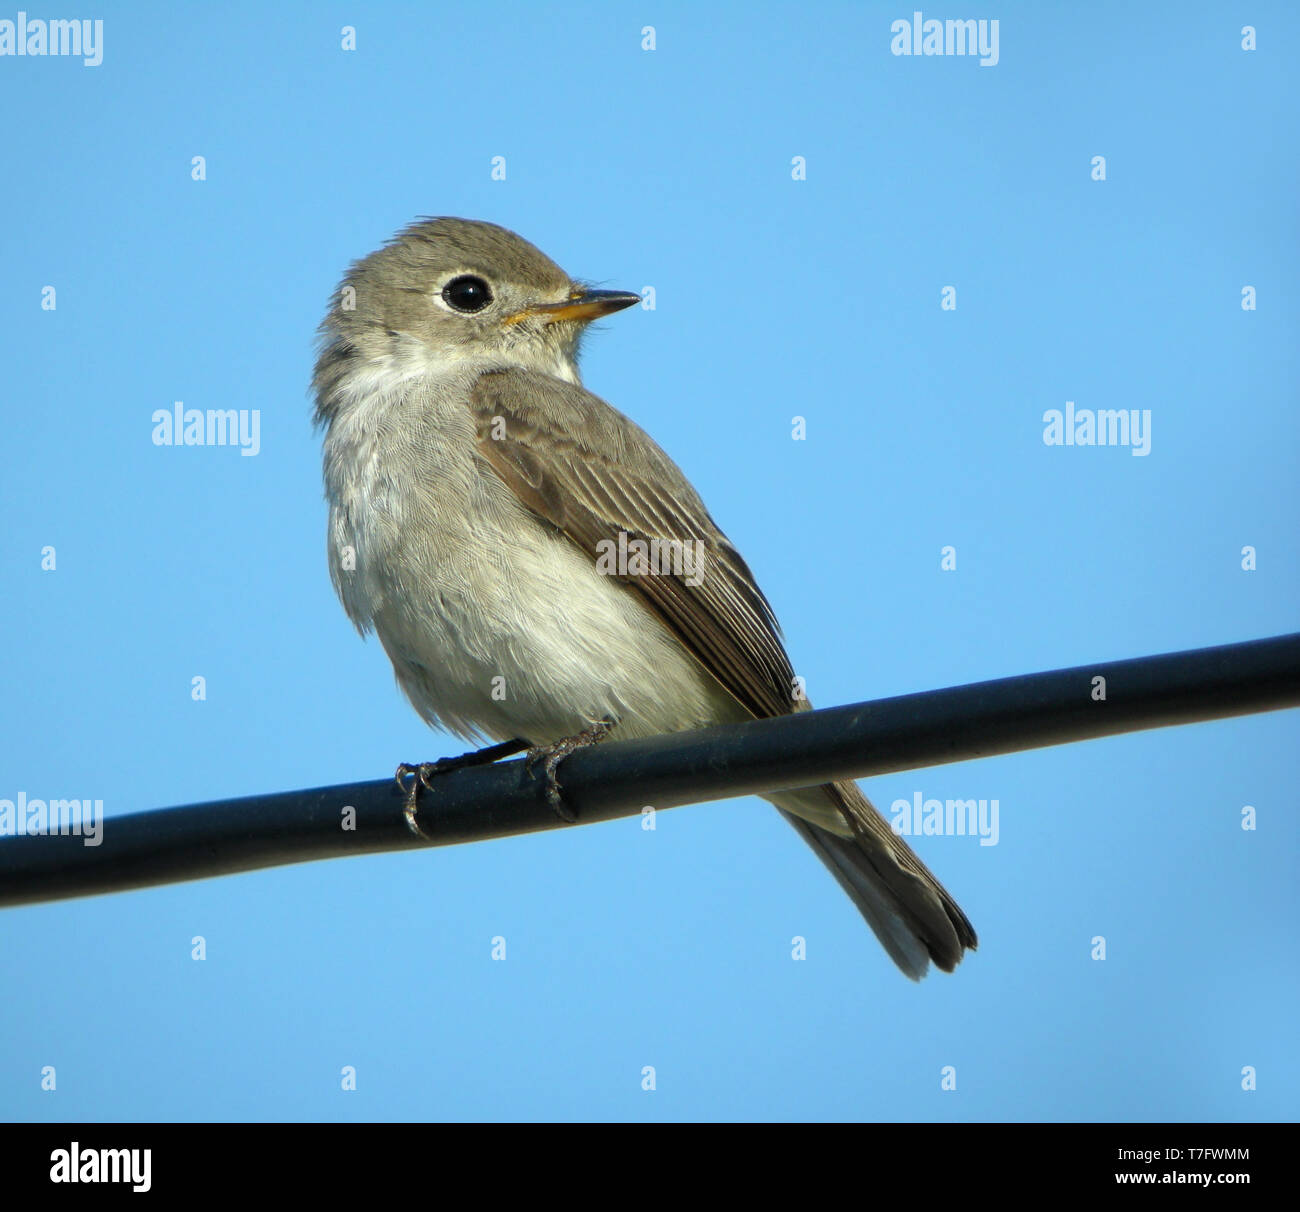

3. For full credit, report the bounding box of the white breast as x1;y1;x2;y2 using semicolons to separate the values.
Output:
321;363;738;747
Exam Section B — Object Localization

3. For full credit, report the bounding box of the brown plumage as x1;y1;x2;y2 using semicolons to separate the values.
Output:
469;367;977;978
315;216;977;979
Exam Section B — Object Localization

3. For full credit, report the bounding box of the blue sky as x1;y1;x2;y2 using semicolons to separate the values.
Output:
2;1;1296;1122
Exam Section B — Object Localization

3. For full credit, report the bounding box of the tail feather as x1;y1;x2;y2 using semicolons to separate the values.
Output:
769;781;977;980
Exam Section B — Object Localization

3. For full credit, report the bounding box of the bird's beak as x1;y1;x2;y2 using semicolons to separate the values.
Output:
505;288;642;326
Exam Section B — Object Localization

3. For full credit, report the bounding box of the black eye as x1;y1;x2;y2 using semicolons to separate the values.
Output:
442;275;493;313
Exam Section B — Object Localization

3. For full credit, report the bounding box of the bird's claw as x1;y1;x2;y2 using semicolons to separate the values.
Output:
395;761;449;839
525;719;614;823
396;739;530;839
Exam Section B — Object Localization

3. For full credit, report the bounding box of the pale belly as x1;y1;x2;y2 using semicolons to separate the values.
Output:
323;380;741;747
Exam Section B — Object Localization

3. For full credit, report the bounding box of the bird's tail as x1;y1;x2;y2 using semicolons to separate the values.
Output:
767;780;977;980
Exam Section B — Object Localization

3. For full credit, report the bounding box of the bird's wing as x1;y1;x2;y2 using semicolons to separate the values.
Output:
468;368;796;721
469;368;978;979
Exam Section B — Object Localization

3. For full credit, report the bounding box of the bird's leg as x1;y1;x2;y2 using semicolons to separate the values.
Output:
525;719;615;823
396;739;530;838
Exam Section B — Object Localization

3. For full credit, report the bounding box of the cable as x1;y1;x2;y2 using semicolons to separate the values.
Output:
1;632;1297;908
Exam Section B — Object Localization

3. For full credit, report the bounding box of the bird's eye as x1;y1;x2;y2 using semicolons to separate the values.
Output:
442;275;494;313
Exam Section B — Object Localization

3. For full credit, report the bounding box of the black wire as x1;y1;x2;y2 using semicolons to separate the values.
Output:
2;632;1297;909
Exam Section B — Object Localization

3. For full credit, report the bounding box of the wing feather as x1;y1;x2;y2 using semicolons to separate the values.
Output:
469;369;794;721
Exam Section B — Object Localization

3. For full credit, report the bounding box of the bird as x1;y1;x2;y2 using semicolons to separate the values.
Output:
312;216;976;979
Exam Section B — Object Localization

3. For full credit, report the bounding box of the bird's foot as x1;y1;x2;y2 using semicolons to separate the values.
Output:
525;719;615;823
396;739;529;838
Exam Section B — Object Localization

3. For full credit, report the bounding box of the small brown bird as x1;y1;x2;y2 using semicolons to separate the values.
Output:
313;217;976;978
